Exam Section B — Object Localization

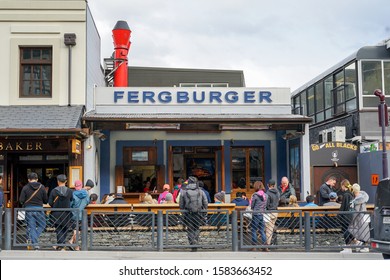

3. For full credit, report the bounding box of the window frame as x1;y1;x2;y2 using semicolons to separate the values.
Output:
19;46;53;98
231;146;264;192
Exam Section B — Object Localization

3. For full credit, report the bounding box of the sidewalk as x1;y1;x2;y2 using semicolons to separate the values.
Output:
0;250;384;260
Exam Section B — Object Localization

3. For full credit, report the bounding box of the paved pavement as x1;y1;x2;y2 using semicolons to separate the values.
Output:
0;250;384;260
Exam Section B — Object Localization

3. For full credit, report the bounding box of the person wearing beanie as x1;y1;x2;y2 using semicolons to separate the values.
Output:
85;179;94;190
69;180;89;250
214;191;225;203
164;193;175;204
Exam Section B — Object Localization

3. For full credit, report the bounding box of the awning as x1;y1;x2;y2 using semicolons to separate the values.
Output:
83;111;312;131
0;105;86;136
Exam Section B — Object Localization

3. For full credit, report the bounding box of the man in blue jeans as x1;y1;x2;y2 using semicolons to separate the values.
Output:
19;172;48;250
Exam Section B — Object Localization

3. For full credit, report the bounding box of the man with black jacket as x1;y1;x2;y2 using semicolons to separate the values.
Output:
265;179;280;247
48;174;73;250
19;172;48;250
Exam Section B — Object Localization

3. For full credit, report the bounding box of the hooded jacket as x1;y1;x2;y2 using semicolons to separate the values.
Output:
351;191;369;211
251;190;268;212
19;182;48;207
266;188;280;210
48;185;73;220
340;190;354;212
70;189;89;221
179;178;208;212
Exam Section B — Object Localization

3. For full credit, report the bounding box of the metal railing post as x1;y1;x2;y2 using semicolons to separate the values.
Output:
4;208;11;250
81;209;88;251
304;212;311;252
231;210;238;251
0;206;2;251
157;210;163;251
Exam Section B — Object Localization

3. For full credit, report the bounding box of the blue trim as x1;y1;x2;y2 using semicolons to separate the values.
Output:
224;140;232;193
276;130;287;181
100;130;111;197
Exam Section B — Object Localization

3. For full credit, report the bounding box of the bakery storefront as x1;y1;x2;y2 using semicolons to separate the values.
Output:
85;87;311;201
0;106;86;209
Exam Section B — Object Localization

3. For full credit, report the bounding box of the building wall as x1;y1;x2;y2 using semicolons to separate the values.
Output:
128;67;246;87
86;6;105;111
0;0;88;106
100;130;279;196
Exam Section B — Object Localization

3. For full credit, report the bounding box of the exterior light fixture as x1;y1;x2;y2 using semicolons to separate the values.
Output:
125;123;180;130
219;124;270;130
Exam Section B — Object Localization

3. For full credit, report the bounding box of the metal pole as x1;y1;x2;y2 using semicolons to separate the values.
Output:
374;89;388;178
231;210;238;251
304;212;311;252
381;101;388;178
157;211;163;251
0;207;2;251
4;208;11;250
81;209;88;251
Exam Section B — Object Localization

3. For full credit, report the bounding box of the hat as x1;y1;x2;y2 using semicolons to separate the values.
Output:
329;192;337;199
57;174;67;183
188;176;198;184
74;180;83;190
268;179;276;186
165;193;173;201
85;179;94;189
214;191;225;202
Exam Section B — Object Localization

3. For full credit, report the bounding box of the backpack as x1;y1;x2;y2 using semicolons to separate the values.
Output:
185;184;203;213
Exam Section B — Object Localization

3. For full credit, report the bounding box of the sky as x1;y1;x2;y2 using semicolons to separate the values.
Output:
88;0;390;91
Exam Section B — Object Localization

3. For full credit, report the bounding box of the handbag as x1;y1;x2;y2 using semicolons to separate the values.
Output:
17;210;26;221
243;205;252;219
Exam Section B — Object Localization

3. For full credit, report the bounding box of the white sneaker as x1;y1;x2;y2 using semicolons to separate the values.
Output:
340;248;352;253
359;247;370;253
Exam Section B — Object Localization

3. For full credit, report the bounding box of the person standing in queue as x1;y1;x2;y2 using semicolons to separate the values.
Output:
179;176;208;252
19;172;48;250
48;174;73;251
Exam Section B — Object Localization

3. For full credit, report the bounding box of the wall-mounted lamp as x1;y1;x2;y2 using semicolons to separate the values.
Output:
93;130;107;141
153;139;157;145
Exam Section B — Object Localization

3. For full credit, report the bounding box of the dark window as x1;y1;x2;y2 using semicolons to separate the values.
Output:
19;47;52;97
231;147;264;191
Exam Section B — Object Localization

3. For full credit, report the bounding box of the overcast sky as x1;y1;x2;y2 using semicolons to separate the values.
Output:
88;0;390;91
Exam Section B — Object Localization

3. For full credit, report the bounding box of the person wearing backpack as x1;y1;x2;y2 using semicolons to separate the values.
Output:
179;176;208;251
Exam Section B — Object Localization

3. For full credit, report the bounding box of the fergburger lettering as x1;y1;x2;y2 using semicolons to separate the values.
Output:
0;142;43;151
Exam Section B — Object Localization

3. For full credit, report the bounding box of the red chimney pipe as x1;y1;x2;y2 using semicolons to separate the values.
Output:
112;20;131;87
